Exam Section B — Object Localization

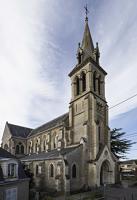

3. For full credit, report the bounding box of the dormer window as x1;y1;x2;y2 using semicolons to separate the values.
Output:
8;163;16;178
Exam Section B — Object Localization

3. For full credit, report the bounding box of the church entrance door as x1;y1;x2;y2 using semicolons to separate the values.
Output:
100;160;113;185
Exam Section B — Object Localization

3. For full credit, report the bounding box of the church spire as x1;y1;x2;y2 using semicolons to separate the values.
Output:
76;6;98;65
81;15;94;54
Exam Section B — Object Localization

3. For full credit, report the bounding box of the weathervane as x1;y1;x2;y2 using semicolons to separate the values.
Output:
84;4;89;21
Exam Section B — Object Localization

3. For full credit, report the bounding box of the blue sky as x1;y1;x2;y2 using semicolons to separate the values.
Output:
0;0;137;159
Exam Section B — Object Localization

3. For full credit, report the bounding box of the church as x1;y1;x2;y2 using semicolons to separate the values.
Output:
1;12;117;193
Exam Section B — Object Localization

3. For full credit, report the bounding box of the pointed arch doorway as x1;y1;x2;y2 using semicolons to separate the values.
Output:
100;160;113;185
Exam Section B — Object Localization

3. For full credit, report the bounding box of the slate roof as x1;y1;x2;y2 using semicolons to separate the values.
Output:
81;18;94;55
21;145;80;161
7;122;33;138
28;113;69;137
0;147;15;159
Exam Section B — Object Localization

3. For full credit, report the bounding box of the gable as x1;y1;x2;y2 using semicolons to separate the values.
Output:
96;145;117;165
1;122;12;146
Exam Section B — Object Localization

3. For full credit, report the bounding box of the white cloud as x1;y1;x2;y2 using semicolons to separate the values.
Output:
94;0;137;120
0;0;137;145
0;1;62;137
0;0;74;139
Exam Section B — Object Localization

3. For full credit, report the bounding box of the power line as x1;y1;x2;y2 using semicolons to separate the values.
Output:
83;48;137;111
81;48;137;111
109;93;137;110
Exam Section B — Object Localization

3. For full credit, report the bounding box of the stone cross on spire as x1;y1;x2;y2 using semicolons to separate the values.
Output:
84;4;89;21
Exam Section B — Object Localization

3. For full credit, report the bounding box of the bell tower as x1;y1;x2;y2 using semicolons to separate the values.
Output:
68;14;110;160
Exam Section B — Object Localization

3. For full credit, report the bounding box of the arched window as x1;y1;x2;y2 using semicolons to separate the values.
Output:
76;76;80;95
98;75;101;95
72;164;77;178
29;146;31;154
35;143;37;152
43;140;46;151
21;145;24;154
81;72;86;92
54;142;56;149
16;142;24;154
93;71;96;92
49;164;54;177
36;165;38;176
15;145;19;154
98;126;101;142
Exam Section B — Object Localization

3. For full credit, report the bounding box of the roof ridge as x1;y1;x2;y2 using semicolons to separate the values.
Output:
28;112;69;137
7;122;33;130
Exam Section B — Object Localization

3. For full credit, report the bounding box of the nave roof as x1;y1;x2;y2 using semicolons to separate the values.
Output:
21;145;80;162
28;112;69;137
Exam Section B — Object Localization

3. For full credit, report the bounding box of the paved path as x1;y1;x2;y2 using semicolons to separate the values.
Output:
50;187;137;200
105;187;137;200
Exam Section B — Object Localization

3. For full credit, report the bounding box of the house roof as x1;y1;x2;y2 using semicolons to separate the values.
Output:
21;145;80;161
0;148;27;180
0;147;15;159
120;160;137;165
28;113;69;137
7;122;32;138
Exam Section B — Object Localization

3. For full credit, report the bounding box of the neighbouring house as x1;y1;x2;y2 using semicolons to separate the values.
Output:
120;160;137;178
0;147;29;200
1;13;117;194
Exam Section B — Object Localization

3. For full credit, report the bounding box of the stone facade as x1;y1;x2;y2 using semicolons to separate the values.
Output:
1;16;117;194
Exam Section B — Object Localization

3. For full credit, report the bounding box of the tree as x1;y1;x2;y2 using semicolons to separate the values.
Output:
110;128;135;159
22;164;34;188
